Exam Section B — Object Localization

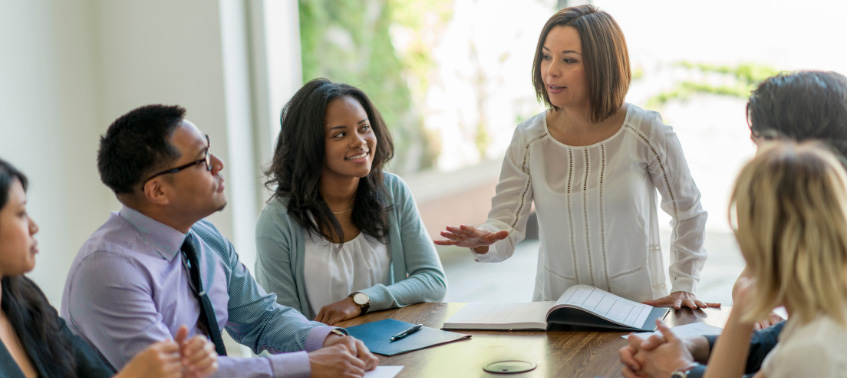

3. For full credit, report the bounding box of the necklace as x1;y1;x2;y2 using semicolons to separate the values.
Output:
331;206;353;215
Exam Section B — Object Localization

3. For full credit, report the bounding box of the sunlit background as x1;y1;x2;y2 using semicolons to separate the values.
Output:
2;0;845;354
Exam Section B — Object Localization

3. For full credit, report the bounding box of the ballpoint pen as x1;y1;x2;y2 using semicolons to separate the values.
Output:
389;324;423;342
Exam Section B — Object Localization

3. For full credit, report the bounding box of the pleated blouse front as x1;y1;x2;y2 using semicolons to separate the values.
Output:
477;104;708;302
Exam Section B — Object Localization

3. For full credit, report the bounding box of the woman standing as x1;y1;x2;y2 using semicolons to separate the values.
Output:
256;79;446;325
437;5;713;308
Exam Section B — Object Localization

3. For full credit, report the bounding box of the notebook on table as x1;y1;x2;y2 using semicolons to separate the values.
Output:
345;318;471;356
442;284;669;332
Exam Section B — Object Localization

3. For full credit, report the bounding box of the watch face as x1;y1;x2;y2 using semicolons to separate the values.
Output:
353;292;369;305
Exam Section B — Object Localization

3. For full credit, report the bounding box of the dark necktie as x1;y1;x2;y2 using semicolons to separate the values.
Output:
181;235;227;356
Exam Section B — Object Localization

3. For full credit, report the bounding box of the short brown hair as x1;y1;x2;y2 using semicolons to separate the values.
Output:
532;5;630;123
747;71;847;163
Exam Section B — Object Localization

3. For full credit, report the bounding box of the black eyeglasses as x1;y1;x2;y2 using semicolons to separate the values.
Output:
142;135;212;188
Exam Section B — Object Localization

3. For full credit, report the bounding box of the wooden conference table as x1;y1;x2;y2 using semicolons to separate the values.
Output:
337;303;730;378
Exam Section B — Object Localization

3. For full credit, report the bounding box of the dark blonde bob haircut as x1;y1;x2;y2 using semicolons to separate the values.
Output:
532;5;630;124
731;142;847;327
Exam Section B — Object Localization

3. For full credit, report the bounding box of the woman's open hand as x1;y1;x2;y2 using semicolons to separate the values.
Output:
434;224;509;253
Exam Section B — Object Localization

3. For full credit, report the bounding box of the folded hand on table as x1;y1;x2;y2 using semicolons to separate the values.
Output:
315;296;362;326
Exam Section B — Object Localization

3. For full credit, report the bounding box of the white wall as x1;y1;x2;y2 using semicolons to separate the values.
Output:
0;0;297;309
0;0;112;306
95;0;237;238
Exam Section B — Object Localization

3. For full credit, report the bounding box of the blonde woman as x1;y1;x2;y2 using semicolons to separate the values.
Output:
619;71;847;378
710;142;847;377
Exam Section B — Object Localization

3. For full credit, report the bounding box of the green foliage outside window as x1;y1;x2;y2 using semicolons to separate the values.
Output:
299;0;452;173
646;62;780;109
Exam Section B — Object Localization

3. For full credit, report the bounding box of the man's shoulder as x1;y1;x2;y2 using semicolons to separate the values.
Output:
190;218;223;238
65;216;158;295
190;219;234;255
77;212;147;261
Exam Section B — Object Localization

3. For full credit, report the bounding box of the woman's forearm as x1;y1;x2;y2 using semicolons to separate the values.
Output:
703;309;755;378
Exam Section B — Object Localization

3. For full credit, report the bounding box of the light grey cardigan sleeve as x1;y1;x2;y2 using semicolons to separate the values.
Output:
359;173;447;311
254;200;310;316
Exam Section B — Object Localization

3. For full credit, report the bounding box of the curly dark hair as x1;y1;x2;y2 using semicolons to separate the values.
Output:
265;78;395;242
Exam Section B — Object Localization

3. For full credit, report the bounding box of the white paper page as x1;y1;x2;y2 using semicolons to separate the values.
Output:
444;302;554;327
623;321;723;340
365;366;403;378
556;285;652;328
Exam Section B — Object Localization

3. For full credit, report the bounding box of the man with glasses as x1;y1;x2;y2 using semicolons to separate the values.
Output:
62;104;378;378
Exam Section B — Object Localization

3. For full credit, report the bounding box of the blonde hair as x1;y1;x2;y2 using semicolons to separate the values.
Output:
730;141;847;326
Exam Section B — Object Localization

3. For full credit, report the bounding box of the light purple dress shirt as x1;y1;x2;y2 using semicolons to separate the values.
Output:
61;206;335;378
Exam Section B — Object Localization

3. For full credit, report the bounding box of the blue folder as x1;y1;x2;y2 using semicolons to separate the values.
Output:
345;319;471;356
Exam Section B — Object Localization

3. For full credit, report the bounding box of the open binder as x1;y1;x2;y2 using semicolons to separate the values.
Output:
442;284;670;332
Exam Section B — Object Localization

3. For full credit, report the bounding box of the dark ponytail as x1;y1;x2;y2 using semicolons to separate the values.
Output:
1;276;77;377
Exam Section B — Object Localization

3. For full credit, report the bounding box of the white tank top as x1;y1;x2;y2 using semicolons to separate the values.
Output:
303;231;390;316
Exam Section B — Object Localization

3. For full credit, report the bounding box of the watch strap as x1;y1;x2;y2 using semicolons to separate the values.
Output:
349;292;371;315
671;362;700;378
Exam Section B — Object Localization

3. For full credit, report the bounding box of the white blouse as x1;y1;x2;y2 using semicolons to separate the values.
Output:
475;104;707;302
761;315;847;378
304;232;391;316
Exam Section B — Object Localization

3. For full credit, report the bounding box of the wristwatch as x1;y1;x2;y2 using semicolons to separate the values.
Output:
329;328;347;337
350;292;370;315
671;363;699;378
